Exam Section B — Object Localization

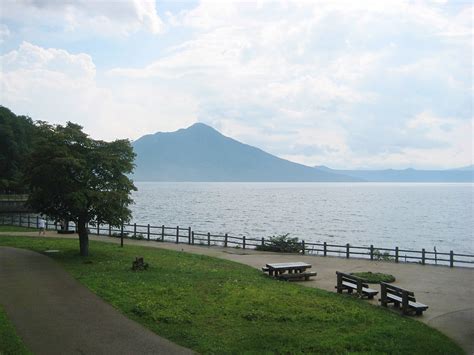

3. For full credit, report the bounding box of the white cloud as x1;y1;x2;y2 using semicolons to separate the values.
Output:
1;1;472;169
0;42;197;140
1;0;164;37
0;24;10;43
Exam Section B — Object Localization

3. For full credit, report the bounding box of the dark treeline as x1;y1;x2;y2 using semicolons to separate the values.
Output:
0;106;39;194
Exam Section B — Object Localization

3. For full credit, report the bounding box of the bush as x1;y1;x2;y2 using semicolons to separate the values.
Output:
373;249;392;261
351;272;396;284
256;233;303;253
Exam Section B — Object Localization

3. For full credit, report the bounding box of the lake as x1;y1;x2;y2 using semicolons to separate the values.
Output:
131;182;473;254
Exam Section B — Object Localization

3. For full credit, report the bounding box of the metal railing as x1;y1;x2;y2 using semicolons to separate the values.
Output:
1;213;473;268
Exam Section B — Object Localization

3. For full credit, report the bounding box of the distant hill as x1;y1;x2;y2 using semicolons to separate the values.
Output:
314;166;474;182
454;165;474;171
132;123;357;182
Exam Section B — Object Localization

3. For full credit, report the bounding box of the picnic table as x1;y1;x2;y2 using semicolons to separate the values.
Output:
262;262;316;281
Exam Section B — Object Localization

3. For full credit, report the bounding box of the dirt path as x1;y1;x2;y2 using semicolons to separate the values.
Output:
2;231;473;353
0;245;193;355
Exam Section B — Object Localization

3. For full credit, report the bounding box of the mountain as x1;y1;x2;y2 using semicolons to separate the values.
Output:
132;123;358;182
313;166;474;182
454;165;474;171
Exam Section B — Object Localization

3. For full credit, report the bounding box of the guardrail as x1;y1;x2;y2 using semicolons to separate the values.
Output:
1;213;473;268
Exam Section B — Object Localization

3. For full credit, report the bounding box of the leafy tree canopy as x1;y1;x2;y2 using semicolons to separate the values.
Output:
0;106;37;193
26;121;136;256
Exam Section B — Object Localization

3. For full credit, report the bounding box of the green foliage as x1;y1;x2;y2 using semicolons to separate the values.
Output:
373;249;393;261
0;236;462;355
351;272;396;284
256;233;303;253
25;121;136;255
26;122;136;226
0;106;38;193
0;304;31;354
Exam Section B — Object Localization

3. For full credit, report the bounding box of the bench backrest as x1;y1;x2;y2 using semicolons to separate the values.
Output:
336;272;369;288
381;282;416;302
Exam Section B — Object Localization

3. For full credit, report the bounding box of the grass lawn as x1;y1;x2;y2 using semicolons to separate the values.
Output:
0;226;37;232
0;305;30;355
0;235;463;354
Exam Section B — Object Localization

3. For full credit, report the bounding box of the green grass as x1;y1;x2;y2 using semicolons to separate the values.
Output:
0;305;30;355
0;226;37;232
351;272;396;284
0;236;463;354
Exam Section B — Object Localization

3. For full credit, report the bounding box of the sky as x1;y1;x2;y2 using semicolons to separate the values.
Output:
0;0;472;169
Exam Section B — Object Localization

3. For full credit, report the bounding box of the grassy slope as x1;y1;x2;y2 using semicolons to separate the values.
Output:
0;235;463;354
0;305;30;355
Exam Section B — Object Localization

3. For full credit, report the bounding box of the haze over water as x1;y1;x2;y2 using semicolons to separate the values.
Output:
131;182;473;255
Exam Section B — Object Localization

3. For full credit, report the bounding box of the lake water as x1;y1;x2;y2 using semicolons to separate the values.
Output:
131;182;473;255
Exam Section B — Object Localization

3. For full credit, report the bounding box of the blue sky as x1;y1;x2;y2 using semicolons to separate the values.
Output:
0;0;472;169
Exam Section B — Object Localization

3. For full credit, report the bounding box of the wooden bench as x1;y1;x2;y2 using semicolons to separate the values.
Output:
277;271;317;281
380;282;428;316
335;272;378;299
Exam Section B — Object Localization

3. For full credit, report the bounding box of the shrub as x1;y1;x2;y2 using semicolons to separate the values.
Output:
373;249;392;261
351;272;396;284
256;233;303;253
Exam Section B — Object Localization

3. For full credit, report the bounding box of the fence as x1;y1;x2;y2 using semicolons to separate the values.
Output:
2;213;473;268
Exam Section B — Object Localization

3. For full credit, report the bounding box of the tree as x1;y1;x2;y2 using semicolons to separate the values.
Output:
26;122;136;256
0;106;38;193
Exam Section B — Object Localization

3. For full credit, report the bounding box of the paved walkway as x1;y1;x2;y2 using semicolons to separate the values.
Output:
0;246;193;355
1;231;473;353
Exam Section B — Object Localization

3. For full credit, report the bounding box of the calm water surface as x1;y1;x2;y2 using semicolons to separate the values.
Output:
131;182;473;254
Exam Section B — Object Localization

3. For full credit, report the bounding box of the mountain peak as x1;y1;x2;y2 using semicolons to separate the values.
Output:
132;123;358;182
186;122;216;131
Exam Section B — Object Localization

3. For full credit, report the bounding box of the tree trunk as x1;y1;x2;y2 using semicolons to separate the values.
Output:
78;217;89;257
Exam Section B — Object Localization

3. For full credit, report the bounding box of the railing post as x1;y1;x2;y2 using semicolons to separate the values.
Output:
422;248;425;265
108;224;111;236
28;214;30;228
370;245;374;260
207;232;211;246
224;233;228;247
36;216;39;228
161;225;165;242
147;224;150;241
133;223;137;238
192;231;195;245
450;250;454;268
176;226;179;244
302;240;305;255
395;247;399;263
97;222;100;236
243;236;246;249
120;223;124;247
46;219;48;230
324;242;327;256
188;227;191;244
346;243;350;259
